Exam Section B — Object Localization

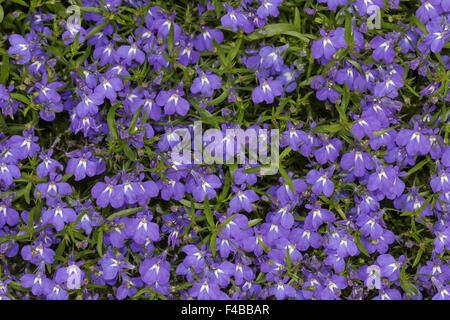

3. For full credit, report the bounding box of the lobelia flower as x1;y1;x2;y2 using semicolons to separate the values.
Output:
395;122;431;156
306;167;335;198
355;0;384;16
36;172;73;201
304;203;336;231
46;283;69;300
158;177;185;201
221;4;254;33
276;65;300;93
94;74;124;102
269;277;296;300
42;201;77;232
194;26;224;52
99;249;135;282
229;185;260;213
376;254;405;281
126;210;160;244
313;138;342;165
311;27;347;61
115;36;146;65
259;44;289;73
416;0;443;24
21;268;53;296
311;75;341;103
156;84;190;116
433;227;450;253
65;147;100;181
187;171;222;202
75;89;104;117
0;196;19;228
116;275;143;300
177;36;200;66
252;76;283;104
74;199;102;235
8;34;35;64
137;89;161;121
276;173;307;205
425;16;450;53
190;68;222;97
432;278;450;300
319;275;347;300
91;175;125;208
93;42;116;66
62;17;87;45
8;128;40;161
340;149;373;177
20;240;55;265
55;255;84;290
350;115;381;140
291;227;322;251
0;84;19;117
373;286;403;300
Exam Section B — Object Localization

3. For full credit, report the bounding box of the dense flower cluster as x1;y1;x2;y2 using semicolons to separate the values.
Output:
0;0;449;300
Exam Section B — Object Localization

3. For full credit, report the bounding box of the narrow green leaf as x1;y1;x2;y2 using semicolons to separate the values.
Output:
279;166;296;195
0;51;7;85
218;213;238;229
203;197;215;229
354;234;369;257
404;159;429;178
412;248;424;268
107;104;120;140
85;21;110;40
210;231;217;257
168;20;175;53
97;229;104;257
24;182;31;205
107;206;143;221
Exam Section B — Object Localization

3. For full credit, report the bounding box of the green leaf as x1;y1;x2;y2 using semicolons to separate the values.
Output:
168;20;175;53
128;105;144;134
10;93;31;105
107;104;120;140
218;213;238;229
9;0;28;6
294;8;301;30
0;6;3;25
191;100;221;128
107;206;143;221
244;218;263;229
311;123;342;134
210;231;217;257
412;248;424;268
97;229;104;257
24;182;31;205
404;159;429;178
354;234;370;257
279;166;295;195
85;21;110;40
345;12;353;46
203;197;215;229
247;23;312;42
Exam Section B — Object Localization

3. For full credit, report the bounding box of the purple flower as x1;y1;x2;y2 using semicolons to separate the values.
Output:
221;5;254;34
269;277;296;300
139;253;171;285
376;254;405;281
395;123;431;156
370;36;396;65
21;270;53;296
8;128;40;160
116;36;146;65
311;28;347;61
42;201;77;232
340;149;373;177
94;75;124;102
190;68;222;97
416;0;443;24
91;175;124;208
229;185;259;213
252;77;283;104
311;75;341;103
36;149;63;179
194;27;224;52
306;167;335;197
317;0;348;11
156;85;190;116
